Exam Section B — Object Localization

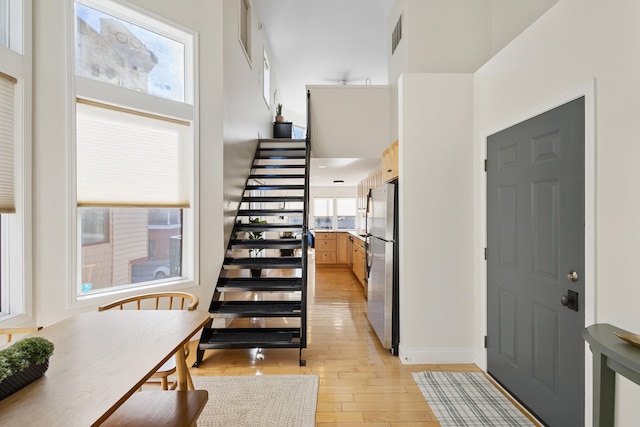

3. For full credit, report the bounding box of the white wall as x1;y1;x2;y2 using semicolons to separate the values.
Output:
222;0;279;244
398;73;474;363
307;85;390;158
387;0;492;142
31;0;224;325
490;0;559;54
473;1;640;425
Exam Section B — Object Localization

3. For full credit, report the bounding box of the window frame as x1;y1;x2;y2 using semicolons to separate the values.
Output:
312;196;357;231
238;0;252;68
71;0;199;304
0;0;32;322
262;47;269;107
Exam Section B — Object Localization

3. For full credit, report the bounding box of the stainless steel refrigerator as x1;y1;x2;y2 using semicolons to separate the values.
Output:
365;182;399;355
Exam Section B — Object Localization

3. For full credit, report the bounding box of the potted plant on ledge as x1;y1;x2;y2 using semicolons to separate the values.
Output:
275;103;284;122
248;217;267;278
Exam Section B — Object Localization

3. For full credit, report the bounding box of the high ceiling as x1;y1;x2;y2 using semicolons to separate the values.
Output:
252;0;394;187
253;0;394;117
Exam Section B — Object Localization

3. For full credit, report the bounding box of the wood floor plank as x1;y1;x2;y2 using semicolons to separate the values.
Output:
186;253;541;427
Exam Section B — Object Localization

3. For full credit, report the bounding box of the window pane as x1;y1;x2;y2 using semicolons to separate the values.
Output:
81;208;109;245
336;198;356;230
240;0;250;59
0;0;22;54
80;208;183;295
314;198;332;217
0;74;15;213
0;0;8;48
263;50;269;105
313;198;333;230
75;2;185;102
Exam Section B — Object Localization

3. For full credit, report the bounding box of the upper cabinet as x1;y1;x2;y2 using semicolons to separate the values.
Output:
381;140;398;182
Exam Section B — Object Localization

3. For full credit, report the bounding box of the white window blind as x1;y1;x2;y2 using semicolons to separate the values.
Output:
76;100;191;208
0;72;15;213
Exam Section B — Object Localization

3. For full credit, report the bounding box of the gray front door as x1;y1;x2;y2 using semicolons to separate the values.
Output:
487;97;585;426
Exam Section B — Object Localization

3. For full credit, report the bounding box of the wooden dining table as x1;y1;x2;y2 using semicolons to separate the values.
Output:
0;310;210;426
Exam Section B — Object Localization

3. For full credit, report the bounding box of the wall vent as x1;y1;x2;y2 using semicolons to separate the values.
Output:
391;13;402;55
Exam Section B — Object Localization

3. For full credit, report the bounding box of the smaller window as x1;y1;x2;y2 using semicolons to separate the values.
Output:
293;124;305;139
0;0;23;54
262;49;270;106
239;0;251;66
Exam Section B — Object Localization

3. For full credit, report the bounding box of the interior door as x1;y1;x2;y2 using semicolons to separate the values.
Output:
487;97;585;426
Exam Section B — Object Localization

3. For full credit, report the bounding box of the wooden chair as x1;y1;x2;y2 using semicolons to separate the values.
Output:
0;326;43;343
98;292;199;390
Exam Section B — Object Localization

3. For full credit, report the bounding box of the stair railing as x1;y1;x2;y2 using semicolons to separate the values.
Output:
300;90;311;349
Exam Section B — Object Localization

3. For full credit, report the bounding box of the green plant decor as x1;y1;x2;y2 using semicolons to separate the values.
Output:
0;337;54;382
276;103;283;117
248;216;268;257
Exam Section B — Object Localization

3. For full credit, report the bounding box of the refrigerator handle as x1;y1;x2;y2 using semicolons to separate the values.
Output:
365;238;372;277
365;189;372;235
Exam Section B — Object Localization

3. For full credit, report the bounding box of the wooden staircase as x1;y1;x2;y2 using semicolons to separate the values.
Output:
193;137;310;367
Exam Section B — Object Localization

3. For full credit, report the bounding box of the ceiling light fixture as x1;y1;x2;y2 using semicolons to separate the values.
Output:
333;180;344;184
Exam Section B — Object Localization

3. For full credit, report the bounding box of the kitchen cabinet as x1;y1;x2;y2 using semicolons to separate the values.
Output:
316;232;350;266
381;140;398;182
315;232;337;265
352;237;367;288
336;233;350;265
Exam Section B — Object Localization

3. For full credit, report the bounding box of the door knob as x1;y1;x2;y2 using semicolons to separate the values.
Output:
567;270;579;282
560;295;570;306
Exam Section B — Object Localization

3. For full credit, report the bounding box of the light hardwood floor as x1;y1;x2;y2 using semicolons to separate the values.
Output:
186;251;540;427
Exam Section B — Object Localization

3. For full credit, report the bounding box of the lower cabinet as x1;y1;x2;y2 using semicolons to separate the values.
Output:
315;232;367;291
352;238;367;288
315;232;337;265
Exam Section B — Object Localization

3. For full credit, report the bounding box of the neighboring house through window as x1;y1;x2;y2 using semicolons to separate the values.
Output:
74;0;196;298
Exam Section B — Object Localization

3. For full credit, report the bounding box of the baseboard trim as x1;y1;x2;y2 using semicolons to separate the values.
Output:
398;345;475;364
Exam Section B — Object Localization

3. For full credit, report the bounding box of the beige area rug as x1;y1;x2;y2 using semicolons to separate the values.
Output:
192;375;318;427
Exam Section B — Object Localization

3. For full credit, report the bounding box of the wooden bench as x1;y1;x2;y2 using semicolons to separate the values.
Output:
102;390;208;427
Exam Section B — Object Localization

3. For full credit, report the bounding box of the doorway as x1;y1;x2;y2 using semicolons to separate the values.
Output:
486;97;585;426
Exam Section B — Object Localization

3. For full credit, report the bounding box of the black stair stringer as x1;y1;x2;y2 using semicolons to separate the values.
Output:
193;135;310;368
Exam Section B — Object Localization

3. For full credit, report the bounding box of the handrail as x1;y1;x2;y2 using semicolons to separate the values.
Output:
300;90;311;349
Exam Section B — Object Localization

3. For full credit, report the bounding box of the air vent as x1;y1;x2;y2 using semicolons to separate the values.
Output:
392;13;402;54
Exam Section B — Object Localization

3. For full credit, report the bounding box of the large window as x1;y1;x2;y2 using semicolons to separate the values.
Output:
74;0;196;298
0;0;29;319
312;197;356;230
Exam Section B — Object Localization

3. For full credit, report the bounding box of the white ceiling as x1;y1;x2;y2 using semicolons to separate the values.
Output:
253;0;393;116
310;158;381;187
253;0;394;187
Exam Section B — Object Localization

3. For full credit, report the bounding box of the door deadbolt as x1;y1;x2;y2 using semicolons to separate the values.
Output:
567;270;579;282
560;290;579;312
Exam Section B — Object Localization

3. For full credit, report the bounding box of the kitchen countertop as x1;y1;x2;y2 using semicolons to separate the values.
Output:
310;230;367;241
